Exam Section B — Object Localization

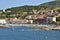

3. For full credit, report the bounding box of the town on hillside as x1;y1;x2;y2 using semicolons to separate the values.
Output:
0;7;60;26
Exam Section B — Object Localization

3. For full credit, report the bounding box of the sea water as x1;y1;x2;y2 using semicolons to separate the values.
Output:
0;26;60;40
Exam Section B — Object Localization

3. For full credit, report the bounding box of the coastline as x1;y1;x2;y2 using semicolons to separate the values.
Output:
0;24;60;30
7;24;57;30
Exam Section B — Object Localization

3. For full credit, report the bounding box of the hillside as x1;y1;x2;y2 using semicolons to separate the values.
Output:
6;1;60;13
0;1;60;18
39;1;60;9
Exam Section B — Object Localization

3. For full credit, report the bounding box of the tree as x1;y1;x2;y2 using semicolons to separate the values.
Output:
57;9;60;13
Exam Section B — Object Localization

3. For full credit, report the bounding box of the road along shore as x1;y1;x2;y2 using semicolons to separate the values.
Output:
0;24;60;30
7;24;58;30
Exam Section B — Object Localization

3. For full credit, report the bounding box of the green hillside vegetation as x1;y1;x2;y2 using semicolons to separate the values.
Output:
6;6;37;18
0;1;60;19
39;1;60;9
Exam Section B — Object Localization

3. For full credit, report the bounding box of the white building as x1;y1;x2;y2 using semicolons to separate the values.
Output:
0;19;7;24
53;17;56;22
3;9;5;12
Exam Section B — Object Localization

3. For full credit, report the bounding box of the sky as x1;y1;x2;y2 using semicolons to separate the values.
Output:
0;0;53;10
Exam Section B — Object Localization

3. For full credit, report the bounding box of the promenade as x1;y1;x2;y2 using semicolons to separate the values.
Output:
7;24;57;30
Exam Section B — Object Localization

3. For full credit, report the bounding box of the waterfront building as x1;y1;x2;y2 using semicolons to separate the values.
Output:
8;17;21;24
20;19;27;24
26;19;33;24
46;17;53;24
53;17;56;22
0;19;7;24
36;18;46;24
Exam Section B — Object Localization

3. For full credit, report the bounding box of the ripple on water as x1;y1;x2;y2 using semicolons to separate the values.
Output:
0;26;60;40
